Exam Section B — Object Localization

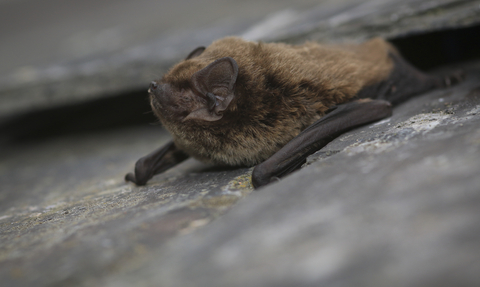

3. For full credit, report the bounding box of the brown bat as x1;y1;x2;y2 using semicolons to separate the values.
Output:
125;37;463;188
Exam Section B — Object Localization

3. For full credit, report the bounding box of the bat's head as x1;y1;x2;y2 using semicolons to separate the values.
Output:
149;55;239;124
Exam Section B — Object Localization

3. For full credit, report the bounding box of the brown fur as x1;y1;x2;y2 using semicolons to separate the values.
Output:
151;37;397;166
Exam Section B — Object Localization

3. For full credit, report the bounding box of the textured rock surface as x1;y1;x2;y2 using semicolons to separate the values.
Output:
276;0;480;43
0;126;253;286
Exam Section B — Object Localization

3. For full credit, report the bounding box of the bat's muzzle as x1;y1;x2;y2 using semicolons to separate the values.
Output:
148;81;159;94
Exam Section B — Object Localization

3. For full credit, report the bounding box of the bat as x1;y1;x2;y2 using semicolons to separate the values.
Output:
125;37;463;188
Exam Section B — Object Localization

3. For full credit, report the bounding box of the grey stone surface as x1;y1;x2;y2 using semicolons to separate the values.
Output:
0;126;253;286
275;0;480;43
1;0;479;122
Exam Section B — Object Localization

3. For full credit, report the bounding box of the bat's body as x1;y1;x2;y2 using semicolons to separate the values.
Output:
126;37;462;188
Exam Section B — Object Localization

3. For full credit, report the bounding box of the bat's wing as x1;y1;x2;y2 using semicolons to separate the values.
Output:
359;52;465;106
125;141;189;186
252;99;392;188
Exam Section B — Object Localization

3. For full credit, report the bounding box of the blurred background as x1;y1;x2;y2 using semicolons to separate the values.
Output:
0;0;323;77
0;0;326;142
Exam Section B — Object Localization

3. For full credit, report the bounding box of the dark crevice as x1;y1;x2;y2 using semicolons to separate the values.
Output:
390;24;480;71
0;91;157;143
1;24;480;143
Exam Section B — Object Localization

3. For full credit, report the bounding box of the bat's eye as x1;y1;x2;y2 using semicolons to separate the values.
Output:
150;81;158;90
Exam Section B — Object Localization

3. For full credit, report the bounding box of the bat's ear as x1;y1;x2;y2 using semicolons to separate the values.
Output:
185;46;205;60
189;57;238;121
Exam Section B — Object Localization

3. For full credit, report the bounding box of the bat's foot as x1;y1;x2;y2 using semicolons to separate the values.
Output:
251;169;281;189
125;172;140;185
441;69;466;87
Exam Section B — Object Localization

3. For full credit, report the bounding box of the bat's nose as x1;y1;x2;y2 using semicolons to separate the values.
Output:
148;81;158;93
